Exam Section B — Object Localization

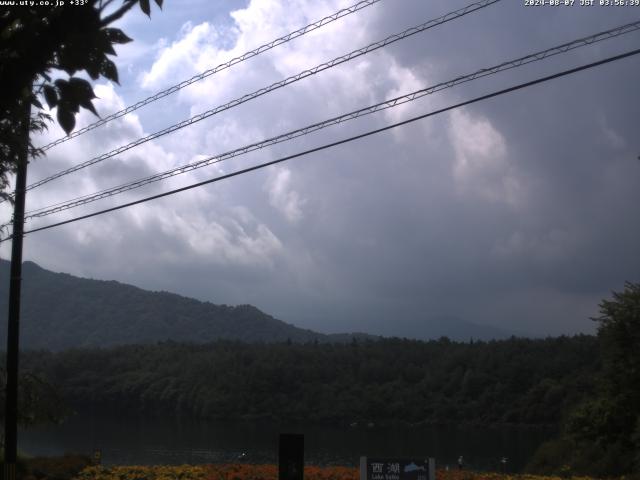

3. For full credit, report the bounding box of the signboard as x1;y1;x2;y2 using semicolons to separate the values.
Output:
278;433;304;480
360;457;435;480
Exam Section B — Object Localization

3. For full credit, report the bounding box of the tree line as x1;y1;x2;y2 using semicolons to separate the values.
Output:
18;335;598;427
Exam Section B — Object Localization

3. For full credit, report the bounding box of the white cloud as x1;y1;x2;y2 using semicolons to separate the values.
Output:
4;79;288;273
155;207;283;266
23;83;176;214
448;109;520;206
112;39;157;77
140;21;222;91
384;60;428;123
265;167;305;223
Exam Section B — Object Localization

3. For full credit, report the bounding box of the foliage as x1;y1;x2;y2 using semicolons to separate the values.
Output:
527;282;640;477
20;454;92;480
0;0;163;200
19;335;599;427
69;464;611;480
0;368;69;455
592;282;640;417
436;470;597;480
524;438;574;477
0;367;68;428
75;464;349;480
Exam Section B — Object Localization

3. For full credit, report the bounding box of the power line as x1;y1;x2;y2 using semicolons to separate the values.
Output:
37;0;384;152
4;47;637;243
24;0;500;193
22;19;640;220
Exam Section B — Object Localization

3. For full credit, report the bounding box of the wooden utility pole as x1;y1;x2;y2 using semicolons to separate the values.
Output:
2;97;31;480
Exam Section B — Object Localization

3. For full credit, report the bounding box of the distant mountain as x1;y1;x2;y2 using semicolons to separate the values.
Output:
0;260;515;350
0;260;375;351
410;315;515;342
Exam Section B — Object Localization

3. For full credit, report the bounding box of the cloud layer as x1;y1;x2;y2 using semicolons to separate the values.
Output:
3;0;640;338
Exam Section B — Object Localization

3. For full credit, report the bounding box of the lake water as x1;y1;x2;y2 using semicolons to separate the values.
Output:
19;414;554;472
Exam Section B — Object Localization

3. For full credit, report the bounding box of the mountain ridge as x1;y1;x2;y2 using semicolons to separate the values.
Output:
0;259;513;350
0;259;377;350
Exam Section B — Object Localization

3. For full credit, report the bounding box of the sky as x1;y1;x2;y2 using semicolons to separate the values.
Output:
1;0;639;338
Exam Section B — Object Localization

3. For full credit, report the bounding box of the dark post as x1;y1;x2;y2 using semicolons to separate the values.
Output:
2;97;31;480
278;433;304;480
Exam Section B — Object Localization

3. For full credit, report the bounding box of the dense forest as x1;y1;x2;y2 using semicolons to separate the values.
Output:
19;335;598;427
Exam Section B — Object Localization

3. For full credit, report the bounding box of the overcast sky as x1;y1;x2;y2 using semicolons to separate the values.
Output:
2;0;639;338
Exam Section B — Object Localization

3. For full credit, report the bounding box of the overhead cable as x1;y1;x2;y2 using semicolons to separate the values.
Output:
24;0;501;193
37;0;384;152
23;19;640;219
4;47;638;243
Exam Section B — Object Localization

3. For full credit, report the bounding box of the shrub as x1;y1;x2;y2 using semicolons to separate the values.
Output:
23;454;92;480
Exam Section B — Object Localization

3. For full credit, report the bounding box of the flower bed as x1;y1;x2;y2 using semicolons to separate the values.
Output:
72;464;602;480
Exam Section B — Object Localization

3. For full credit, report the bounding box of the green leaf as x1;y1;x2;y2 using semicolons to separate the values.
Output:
57;106;76;135
57;37;92;76
103;41;117;56
56;78;100;118
80;99;99;118
43;85;58;108
140;0;151;16
56;79;74;105
1;19;20;39
154;0;163;8
31;96;43;110
103;28;133;45
54;79;68;90
100;58;119;84
85;55;101;80
68;77;96;100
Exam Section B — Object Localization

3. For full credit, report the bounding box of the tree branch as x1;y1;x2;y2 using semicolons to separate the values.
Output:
99;0;119;13
100;0;138;27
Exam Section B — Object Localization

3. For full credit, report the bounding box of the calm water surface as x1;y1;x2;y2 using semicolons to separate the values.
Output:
20;414;554;472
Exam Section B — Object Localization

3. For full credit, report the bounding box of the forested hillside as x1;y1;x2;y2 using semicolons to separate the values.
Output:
0;260;374;349
20;335;598;426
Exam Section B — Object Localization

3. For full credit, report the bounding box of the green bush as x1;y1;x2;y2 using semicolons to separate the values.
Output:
525;438;574;476
22;454;92;480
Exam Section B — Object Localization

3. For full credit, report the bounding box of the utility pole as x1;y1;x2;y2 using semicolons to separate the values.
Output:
2;96;31;480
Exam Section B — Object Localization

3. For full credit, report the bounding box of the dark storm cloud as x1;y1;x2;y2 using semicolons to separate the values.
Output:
4;0;639;338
